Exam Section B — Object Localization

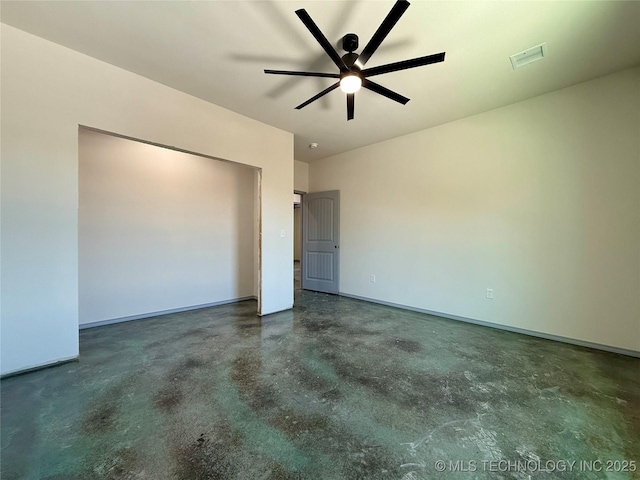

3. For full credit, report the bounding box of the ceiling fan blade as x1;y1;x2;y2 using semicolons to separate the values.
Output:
362;52;445;77
347;94;355;120
265;69;340;79
295;82;340;109
295;9;348;71
356;0;410;69
363;79;410;105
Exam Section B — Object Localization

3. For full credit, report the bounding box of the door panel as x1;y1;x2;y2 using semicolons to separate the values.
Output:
302;190;339;294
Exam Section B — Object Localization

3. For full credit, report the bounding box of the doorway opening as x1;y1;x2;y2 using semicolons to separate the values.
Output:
299;190;340;294
300;190;340;294
78;126;263;328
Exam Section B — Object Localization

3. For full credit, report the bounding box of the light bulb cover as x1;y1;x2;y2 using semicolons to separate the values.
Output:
340;75;362;94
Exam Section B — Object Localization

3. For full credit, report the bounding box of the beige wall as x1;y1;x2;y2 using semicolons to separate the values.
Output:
1;25;293;375
294;160;309;193
310;67;640;352
79;129;256;325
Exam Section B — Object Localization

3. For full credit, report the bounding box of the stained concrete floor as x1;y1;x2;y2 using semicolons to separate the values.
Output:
2;283;639;479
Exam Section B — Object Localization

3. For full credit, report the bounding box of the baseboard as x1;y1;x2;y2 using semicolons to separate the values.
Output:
79;296;257;330
339;292;640;358
1;356;78;379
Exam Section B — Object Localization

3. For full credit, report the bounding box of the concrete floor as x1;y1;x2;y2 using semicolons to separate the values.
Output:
2;285;639;479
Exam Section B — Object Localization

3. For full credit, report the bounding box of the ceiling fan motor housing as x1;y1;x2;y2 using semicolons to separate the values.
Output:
341;52;360;72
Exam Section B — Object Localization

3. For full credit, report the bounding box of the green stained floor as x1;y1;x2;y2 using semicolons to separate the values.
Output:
1;289;639;479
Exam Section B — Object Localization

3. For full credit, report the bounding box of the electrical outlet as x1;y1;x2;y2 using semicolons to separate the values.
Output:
486;288;494;299
370;275;376;283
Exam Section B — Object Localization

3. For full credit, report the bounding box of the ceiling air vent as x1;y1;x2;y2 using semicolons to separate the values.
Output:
510;43;547;70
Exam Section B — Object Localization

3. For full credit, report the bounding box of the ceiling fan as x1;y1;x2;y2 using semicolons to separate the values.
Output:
264;0;445;121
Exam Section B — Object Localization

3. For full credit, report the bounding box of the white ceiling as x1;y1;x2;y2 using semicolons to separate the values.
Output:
2;1;639;162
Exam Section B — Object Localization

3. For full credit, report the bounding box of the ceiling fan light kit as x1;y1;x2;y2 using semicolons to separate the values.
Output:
264;0;445;121
340;75;362;94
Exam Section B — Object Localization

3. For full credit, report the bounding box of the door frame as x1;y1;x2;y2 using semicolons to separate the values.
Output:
294;190;305;295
